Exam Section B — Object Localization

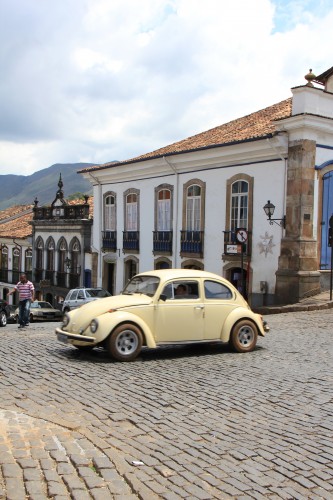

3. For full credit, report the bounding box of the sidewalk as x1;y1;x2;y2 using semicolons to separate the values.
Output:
254;290;333;315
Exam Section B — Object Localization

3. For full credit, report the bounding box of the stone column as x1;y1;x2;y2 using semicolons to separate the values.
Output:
275;139;321;304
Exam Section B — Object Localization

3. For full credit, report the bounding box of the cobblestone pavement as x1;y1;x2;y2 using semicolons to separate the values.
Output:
0;311;332;499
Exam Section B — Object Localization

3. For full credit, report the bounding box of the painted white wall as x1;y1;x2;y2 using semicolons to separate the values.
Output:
87;150;287;299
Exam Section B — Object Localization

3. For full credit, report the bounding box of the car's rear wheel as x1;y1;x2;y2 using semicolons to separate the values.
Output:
229;319;258;353
108;323;143;361
0;311;7;327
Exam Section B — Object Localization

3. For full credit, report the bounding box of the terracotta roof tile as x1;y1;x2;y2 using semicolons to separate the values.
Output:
0;209;33;239
80;98;292;173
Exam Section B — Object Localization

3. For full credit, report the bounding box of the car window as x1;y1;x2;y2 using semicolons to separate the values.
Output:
77;291;85;299
162;280;199;299
204;280;233;299
69;290;78;300
123;276;160;297
39;302;52;308
86;289;111;298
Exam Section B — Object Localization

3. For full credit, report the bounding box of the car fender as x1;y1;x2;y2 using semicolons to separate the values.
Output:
93;311;156;348
220;307;265;342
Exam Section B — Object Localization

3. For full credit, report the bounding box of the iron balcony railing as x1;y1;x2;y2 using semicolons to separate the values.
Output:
123;231;139;251
102;231;117;251
153;231;173;253
180;230;204;255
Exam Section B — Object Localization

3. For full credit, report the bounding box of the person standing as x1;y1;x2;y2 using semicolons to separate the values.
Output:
8;274;35;328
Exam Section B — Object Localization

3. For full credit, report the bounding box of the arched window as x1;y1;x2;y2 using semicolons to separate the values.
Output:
1;245;8;271
25;249;32;272
126;193;138;231
231;180;248;232
35;237;44;269
124;257;138;285
70;238;81;274
157;189;171;231
58;238;67;273
186;184;201;231
104;193;116;231
46;238;55;271
12;247;20;271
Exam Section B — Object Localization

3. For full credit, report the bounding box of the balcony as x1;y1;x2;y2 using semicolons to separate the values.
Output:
102;231;117;251
33;204;90;220
123;231;139;252
180;231;204;256
153;231;173;254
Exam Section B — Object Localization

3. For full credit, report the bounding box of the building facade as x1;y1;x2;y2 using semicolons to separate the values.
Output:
79;66;333;307
0;205;33;302
30;176;93;307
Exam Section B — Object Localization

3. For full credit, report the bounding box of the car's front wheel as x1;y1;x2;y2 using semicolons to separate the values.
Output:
229;319;258;353
108;323;143;361
0;311;7;327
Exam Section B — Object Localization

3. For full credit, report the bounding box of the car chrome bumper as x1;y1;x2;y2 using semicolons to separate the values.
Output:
55;327;95;344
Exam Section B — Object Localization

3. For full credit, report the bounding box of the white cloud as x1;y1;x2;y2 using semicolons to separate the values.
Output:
0;0;333;175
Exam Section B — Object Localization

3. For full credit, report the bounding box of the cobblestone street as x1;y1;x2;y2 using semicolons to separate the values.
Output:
0;309;332;499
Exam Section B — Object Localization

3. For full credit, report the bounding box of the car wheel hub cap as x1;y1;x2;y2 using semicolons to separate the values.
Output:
238;326;254;346
117;331;138;354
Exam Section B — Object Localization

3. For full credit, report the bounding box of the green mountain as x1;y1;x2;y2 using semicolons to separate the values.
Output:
0;163;96;210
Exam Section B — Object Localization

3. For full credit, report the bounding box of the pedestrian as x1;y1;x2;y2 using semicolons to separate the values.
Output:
8;274;35;328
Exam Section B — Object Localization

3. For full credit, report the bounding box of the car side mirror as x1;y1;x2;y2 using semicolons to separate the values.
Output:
159;294;167;302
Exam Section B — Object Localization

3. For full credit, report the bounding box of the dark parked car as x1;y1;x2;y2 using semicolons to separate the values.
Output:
0;299;11;327
7;305;18;324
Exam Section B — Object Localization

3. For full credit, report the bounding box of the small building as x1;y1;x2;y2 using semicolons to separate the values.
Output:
30;175;93;307
79;66;333;307
0;205;33;303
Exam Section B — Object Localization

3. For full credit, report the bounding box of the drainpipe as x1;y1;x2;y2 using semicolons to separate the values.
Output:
88;173;103;284
163;156;179;268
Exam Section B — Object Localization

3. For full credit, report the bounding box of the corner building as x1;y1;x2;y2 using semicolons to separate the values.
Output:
80;66;333;307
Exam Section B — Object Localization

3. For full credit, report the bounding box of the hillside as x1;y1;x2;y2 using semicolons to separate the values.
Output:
0;163;96;210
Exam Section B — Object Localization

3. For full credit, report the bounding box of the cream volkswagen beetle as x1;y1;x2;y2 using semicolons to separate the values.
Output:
55;269;269;361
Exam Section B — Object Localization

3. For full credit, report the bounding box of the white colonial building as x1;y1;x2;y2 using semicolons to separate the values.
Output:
80;66;333;307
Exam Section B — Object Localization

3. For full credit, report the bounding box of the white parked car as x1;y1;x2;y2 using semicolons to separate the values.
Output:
56;269;269;361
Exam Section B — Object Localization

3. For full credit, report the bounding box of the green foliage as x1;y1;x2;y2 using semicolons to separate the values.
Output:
67;192;86;201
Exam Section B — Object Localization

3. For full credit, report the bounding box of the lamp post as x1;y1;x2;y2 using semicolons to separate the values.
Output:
263;200;286;228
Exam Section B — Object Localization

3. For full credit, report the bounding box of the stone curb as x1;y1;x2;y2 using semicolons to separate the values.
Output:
254;299;333;315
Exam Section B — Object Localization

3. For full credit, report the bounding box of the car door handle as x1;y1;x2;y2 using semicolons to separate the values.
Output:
194;305;204;310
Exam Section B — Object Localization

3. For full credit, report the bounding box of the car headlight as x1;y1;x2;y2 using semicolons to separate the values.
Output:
62;314;70;327
90;319;98;334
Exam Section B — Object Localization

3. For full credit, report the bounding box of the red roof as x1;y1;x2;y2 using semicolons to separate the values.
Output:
80;98;292;172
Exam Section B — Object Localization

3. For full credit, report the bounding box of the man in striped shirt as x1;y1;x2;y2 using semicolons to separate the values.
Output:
8;274;35;328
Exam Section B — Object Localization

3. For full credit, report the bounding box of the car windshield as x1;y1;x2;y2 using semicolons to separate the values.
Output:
31;302;53;309
85;289;111;298
123;276;160;297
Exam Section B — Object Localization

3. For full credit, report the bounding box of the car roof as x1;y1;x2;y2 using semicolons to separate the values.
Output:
134;269;227;281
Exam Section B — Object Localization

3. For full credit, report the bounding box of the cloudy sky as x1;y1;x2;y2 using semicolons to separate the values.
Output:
0;0;332;176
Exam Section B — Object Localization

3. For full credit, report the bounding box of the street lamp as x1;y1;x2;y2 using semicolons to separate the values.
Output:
263;200;286;228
